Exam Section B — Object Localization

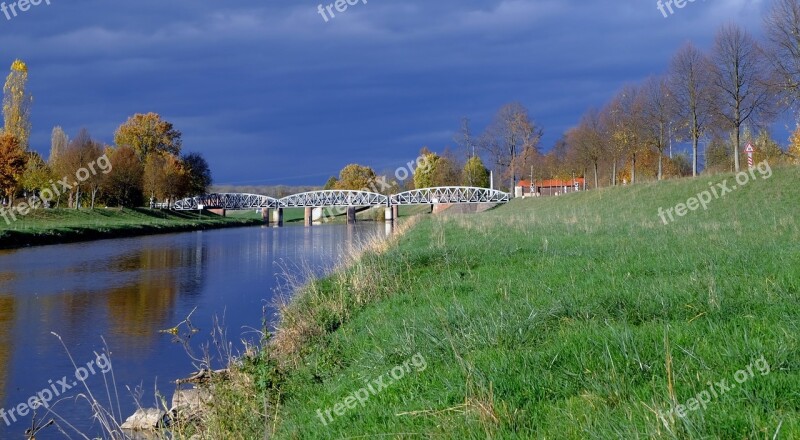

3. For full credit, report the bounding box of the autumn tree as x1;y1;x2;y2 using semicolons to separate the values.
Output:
334;164;376;190
57;129;103;209
711;24;775;172
463;156;490;188
323;176;338;190
143;154;167;202
604;85;646;184
3;59;32;149
114;113;182;162
669;43;716;177
49;126;68;164
0;133;26;205
103;146;143;207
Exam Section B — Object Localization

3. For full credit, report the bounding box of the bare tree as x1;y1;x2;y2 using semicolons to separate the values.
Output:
641;76;674;180
479;103;543;192
764;0;800;109
669;43;716;177
568;108;606;189
712;24;776;172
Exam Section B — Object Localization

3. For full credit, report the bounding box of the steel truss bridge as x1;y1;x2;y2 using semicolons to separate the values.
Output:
172;187;509;211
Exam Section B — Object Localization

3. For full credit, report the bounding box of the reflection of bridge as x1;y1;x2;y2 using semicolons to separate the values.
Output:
172;187;509;226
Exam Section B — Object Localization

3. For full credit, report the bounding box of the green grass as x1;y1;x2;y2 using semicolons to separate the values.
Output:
0;207;262;249
201;165;800;439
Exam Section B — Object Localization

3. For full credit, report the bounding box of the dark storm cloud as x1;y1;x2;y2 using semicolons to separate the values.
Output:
0;0;767;184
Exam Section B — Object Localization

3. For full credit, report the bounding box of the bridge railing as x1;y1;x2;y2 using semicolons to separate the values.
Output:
172;187;510;211
390;187;510;206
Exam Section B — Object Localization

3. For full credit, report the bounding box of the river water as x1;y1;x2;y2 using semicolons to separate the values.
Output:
0;223;387;439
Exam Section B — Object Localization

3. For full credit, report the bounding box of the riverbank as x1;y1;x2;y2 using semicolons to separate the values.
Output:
193;165;799;438
0;207;263;250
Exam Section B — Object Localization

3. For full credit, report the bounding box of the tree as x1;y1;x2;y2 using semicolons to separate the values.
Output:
59;129;103;209
20;152;53;198
334;164;376;190
114;113;182;162
605;85;646;184
789;126;800;163
323;176;338;190
3;59;32;149
181;152;212;196
641;76;673;180
49;126;68;165
705;135;733;173
103;145;143;207
480;103;543;191
669;43;716;177
462;155;490;188
413;152;439;189
568;108;606;189
431;147;462;186
711;24;775;172
764;0;800;109
0;133;26;205
143;154;168;202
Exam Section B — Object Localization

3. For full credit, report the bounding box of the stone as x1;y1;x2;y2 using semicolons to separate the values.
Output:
120;408;166;431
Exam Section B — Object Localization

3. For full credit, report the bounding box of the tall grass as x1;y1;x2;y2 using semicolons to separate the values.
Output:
191;165;800;439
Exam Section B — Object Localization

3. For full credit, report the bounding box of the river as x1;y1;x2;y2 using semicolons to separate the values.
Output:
0;223;388;439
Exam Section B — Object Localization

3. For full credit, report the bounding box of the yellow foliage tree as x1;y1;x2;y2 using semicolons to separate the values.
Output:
788;126;800;164
3;59;32;149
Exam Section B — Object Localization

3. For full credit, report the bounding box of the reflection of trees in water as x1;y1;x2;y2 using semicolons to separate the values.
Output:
105;243;208;349
0;296;15;407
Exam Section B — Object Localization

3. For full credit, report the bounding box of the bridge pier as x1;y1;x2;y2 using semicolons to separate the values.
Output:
261;208;270;225
385;205;398;221
346;207;357;224
304;207;313;227
272;208;284;227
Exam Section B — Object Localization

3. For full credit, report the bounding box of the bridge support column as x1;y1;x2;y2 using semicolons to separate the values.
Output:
385;205;399;221
304;207;313;227
272;208;284;227
262;208;270;225
346;207;357;225
393;205;398;220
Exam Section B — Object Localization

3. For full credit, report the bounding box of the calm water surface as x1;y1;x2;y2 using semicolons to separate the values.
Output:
0;223;387;439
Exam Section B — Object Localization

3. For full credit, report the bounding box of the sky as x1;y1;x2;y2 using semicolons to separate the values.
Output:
0;0;783;185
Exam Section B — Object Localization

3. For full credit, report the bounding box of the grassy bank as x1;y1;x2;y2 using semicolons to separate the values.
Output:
201;165;800;439
0;207;263;249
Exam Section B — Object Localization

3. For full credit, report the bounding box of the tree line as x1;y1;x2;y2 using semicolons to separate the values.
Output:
0;60;212;209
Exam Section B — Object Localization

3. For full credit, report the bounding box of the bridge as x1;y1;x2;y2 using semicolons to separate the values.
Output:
172;187;509;226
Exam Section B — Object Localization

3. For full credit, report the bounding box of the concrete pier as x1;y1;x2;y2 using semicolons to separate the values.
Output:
304;207;313;227
272;208;283;227
346;207;357;224
261;208;270;225
385;205;399;221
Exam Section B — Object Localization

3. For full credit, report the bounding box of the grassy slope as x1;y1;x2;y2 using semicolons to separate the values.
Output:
0;207;262;249
220;166;800;439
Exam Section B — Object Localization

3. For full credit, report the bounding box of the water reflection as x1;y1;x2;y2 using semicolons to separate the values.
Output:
0;223;385;439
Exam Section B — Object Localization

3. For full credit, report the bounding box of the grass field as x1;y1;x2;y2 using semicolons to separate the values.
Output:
0;207;263;249
193;165;800;439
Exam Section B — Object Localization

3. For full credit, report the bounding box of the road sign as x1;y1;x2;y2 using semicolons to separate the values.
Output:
744;143;755;168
